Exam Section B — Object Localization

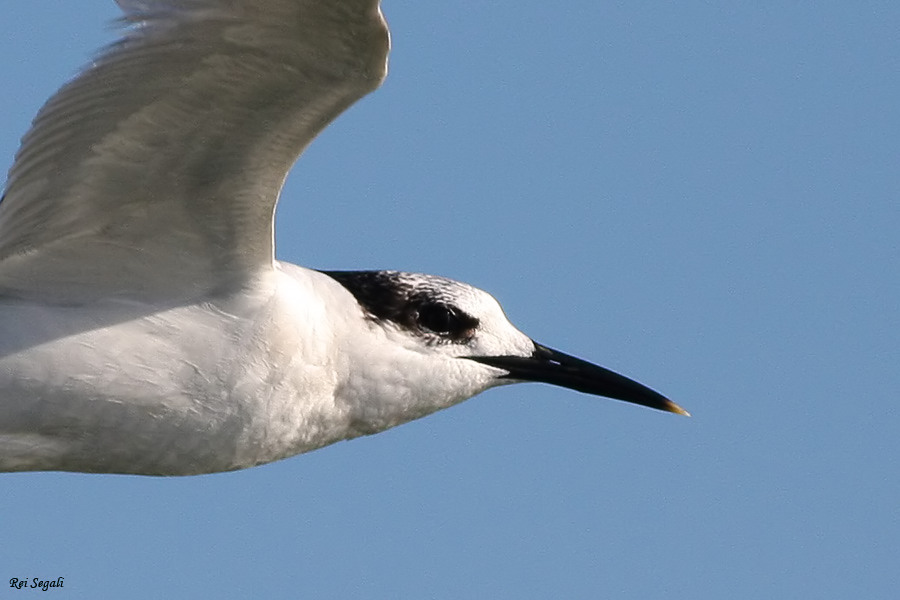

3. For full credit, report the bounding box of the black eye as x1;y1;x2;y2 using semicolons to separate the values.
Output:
413;301;479;342
416;303;459;335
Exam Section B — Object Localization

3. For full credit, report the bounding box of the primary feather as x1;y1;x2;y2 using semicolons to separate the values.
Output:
0;0;388;301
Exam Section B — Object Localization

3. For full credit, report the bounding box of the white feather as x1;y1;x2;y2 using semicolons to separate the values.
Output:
0;0;388;301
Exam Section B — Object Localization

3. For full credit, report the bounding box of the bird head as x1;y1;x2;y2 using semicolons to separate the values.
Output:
322;270;688;420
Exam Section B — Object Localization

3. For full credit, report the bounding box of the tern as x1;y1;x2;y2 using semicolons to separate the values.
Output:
0;0;687;476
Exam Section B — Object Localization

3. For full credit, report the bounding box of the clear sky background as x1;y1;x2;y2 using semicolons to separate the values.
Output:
2;2;898;598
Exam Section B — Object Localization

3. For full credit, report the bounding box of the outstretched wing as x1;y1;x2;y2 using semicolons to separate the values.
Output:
0;0;388;302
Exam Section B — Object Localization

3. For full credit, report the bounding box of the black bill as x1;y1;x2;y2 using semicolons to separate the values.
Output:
469;342;689;416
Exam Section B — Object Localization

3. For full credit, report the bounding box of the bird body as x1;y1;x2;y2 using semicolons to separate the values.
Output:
0;0;685;476
1;265;336;474
0;264;531;474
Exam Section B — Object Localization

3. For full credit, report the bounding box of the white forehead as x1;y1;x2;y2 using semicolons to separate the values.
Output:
391;272;500;313
397;272;534;357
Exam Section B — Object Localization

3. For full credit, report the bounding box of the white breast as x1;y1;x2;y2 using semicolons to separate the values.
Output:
0;265;358;475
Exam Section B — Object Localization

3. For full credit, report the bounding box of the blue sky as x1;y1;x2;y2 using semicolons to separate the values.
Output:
2;2;899;598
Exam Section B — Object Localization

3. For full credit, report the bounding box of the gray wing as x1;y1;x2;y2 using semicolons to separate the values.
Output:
0;0;388;302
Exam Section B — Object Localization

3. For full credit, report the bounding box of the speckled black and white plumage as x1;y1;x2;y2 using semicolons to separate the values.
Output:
322;271;481;344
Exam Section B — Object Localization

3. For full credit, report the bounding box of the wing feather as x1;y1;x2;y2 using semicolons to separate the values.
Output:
0;0;388;301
